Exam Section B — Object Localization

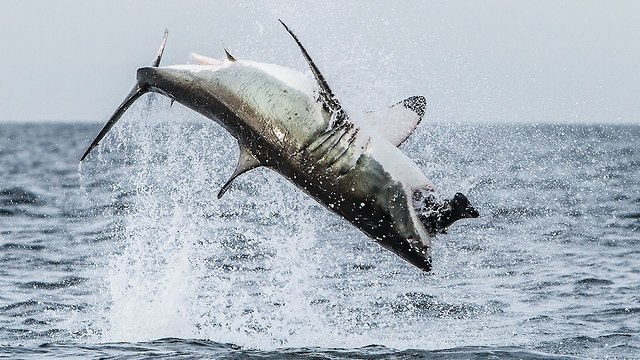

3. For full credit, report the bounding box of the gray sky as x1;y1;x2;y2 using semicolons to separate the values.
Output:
2;0;639;124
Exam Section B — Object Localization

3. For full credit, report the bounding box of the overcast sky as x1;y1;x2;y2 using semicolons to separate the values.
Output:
2;0;639;124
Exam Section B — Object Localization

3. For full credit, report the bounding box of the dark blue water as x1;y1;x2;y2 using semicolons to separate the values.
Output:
0;109;638;359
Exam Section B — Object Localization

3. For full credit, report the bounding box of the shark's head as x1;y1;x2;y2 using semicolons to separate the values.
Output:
413;190;479;235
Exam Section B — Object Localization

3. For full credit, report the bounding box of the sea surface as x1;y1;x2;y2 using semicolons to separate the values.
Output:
0;104;638;359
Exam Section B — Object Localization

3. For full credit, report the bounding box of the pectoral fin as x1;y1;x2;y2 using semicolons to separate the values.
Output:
361;96;426;146
217;145;262;199
279;19;348;126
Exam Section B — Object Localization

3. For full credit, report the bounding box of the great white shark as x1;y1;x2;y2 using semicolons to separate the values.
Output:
81;21;479;272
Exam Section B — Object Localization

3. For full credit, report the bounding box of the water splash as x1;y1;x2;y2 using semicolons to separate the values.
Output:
81;98;350;348
79;99;534;351
3;118;633;358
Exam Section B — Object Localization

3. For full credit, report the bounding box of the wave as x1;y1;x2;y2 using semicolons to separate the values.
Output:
0;339;585;359
0;299;86;314
0;242;46;251
18;276;87;290
0;187;44;206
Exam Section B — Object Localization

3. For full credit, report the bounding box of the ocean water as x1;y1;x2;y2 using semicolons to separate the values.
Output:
0;103;638;359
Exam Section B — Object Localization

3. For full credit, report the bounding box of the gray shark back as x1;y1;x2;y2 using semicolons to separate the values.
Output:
139;63;328;153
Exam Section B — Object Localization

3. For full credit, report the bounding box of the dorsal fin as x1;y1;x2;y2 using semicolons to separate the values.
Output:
217;144;261;199
224;48;236;62
360;96;426;146
278;19;347;125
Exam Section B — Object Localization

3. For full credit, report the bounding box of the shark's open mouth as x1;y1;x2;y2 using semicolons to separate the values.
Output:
413;190;479;235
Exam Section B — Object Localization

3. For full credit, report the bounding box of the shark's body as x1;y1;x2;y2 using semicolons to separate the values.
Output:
82;23;478;272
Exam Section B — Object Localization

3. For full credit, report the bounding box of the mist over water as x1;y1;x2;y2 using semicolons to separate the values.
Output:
0;98;638;358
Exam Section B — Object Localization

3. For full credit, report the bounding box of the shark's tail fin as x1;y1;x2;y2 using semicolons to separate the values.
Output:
80;30;169;162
